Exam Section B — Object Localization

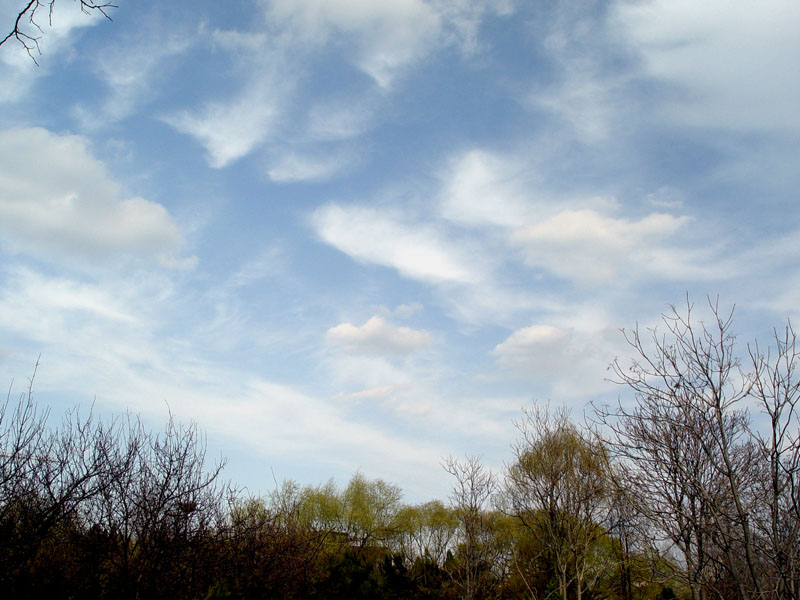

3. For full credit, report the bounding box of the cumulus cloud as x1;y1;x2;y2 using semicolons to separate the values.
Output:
326;316;431;356
311;203;483;284
512;208;700;285
0;127;191;267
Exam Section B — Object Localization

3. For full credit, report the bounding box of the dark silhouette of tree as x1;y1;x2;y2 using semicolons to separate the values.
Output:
600;298;800;600
1;1;116;62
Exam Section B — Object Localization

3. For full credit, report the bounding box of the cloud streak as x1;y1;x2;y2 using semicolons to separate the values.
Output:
311;203;484;284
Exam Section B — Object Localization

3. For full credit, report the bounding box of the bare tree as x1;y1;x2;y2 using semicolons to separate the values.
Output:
85;412;228;599
601;298;800;600
748;324;800;600
1;1;116;61
444;454;501;600
0;366;140;595
0;366;51;590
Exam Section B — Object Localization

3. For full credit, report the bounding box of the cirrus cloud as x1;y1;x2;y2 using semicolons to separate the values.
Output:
311;203;483;284
615;0;800;132
264;0;442;87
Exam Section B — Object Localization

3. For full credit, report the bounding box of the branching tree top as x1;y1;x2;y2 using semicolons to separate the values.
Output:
1;1;116;63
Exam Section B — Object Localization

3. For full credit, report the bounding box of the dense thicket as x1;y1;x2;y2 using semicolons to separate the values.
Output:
1;300;797;600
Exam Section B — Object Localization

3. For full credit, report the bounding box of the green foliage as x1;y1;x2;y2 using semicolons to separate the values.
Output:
0;372;698;600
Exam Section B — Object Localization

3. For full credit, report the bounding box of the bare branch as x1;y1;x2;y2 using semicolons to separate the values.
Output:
1;0;117;63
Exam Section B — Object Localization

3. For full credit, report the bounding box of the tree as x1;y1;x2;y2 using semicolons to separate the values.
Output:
341;472;403;550
444;455;502;600
502;406;616;600
0;370;131;597
600;298;800;600
1;1;115;61
393;500;458;569
747;324;800;600
85;413;228;600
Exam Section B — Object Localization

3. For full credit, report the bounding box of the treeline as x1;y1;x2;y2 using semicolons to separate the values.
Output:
1;300;798;600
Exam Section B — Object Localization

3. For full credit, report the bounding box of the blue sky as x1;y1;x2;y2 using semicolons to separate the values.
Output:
1;0;799;501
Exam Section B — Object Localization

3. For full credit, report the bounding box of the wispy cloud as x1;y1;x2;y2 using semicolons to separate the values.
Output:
163;0;516;170
74;26;195;127
267;149;356;182
615;0;800;132
264;0;442;87
164;77;285;168
311;203;484;284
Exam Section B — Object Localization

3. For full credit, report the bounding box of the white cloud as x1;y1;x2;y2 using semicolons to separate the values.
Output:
646;186;684;209
492;322;622;398
390;302;424;319
164;79;283;168
521;2;627;144
493;324;570;375
166;0;512;168
615;0;800;132
265;0;441;87
429;0;515;54
75;28;194;126
0;265;450;499
226;246;286;289
512;208;700;285
0;267;137;329
531;70;621;142
0;127;190;267
334;385;398;402
311;203;483;284
438;150;536;228
327;316;431;356
306;97;375;141
267;150;353;182
0;266;172;376
263;0;514;86
331;383;435;416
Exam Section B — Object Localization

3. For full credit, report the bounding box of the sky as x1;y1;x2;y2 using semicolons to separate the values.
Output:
1;0;799;501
